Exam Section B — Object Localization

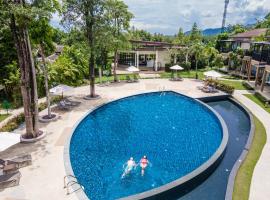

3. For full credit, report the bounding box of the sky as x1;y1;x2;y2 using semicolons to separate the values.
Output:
51;0;270;35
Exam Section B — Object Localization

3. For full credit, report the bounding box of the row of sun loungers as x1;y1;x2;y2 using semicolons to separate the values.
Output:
57;98;81;110
197;82;218;94
0;154;32;189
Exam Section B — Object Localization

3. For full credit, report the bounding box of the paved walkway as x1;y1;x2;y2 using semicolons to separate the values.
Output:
0;97;47;129
0;79;268;200
0;79;226;200
233;90;270;200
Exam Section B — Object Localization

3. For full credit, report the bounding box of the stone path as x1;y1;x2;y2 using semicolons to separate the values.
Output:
233;90;270;200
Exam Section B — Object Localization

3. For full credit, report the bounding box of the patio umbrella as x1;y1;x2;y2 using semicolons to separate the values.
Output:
0;132;20;152
126;66;140;73
49;84;74;97
204;70;224;79
170;65;184;71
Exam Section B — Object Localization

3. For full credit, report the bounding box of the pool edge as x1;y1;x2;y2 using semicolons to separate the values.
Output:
63;91;229;200
224;98;255;200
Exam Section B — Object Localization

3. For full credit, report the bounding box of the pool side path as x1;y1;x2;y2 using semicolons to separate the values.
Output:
0;79;266;200
233;90;270;200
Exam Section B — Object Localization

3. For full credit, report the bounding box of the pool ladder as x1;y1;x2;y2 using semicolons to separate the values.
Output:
159;86;166;96
64;175;85;195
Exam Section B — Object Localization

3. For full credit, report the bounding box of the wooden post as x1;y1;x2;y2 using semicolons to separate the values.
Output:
261;71;267;92
255;66;260;87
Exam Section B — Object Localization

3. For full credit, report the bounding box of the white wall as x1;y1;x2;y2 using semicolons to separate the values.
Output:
157;51;171;67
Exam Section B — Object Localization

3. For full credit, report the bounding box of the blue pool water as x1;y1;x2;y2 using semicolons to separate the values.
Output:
69;92;223;200
179;99;251;200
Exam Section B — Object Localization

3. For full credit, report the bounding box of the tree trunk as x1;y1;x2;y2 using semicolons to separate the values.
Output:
113;50;118;82
86;7;96;98
195;60;198;79
9;5;39;138
185;52;189;72
40;45;51;117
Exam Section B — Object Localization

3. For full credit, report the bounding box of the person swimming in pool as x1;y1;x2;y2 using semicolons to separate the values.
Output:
140;155;149;176
121;157;136;178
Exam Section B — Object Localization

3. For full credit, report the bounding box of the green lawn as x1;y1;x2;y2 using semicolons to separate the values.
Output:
218;80;249;90
160;69;209;80
233;116;267;200
0;114;10;122
244;94;270;113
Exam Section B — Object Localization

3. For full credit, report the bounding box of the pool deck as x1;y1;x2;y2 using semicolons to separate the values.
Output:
0;78;268;200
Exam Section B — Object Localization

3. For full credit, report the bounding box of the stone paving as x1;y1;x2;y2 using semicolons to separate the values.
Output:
233;90;270;200
0;78;268;200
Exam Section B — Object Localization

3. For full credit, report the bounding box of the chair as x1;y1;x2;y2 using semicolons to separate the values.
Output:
57;101;71;110
0;171;21;189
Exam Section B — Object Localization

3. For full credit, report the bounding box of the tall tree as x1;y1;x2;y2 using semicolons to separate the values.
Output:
189;23;202;43
190;42;205;79
104;0;133;82
63;0;104;98
0;0;58;138
30;18;57;119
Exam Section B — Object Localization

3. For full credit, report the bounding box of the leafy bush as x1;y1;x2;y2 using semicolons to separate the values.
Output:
38;96;62;112
165;63;171;72
207;79;235;94
0;113;25;132
0;96;62;132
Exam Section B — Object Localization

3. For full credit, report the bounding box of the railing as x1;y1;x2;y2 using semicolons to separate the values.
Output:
64;175;84;195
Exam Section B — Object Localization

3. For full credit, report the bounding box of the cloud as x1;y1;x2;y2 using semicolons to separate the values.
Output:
50;0;269;35
124;0;269;34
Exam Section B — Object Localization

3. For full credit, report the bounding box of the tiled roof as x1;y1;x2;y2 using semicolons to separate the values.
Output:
230;28;268;39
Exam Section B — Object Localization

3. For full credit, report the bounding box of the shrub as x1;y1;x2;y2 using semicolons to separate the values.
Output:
165;63;171;72
0;96;62;132
207;79;235;94
0;113;25;132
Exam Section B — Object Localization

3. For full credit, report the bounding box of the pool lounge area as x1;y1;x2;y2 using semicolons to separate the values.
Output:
0;79;269;200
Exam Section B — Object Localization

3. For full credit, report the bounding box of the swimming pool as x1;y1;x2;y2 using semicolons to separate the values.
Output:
67;92;228;200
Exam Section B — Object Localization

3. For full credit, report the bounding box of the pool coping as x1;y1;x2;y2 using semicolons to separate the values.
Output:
224;98;255;200
63;90;229;200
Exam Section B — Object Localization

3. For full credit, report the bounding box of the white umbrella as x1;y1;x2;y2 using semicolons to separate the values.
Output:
0;132;20;152
126;66;140;72
204;70;224;79
49;84;74;96
170;65;184;71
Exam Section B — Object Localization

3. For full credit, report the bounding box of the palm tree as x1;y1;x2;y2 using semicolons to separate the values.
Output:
190;43;205;79
204;46;218;68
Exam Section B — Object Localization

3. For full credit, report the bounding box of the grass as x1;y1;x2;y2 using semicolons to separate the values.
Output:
159;69;209;80
233;116;267;200
218;80;249;90
244;94;270;113
0;114;10;122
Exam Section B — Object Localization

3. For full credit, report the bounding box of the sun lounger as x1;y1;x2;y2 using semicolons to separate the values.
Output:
0;155;31;174
64;99;81;107
8;154;32;168
57;101;72;110
202;86;218;93
0;159;19;175
0;171;21;189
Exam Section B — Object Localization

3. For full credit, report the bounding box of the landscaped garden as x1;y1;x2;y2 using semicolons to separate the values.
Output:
0;1;270;200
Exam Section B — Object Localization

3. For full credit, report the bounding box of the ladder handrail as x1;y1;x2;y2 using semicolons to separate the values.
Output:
65;180;85;195
64;175;77;188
